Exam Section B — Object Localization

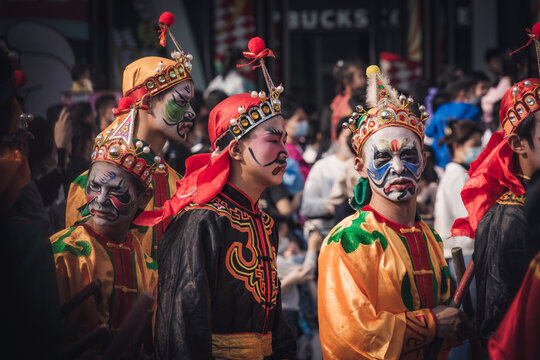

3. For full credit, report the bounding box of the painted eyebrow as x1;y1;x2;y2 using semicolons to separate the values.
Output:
266;127;284;136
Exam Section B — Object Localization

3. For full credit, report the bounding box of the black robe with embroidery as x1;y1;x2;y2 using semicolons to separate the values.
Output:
154;183;295;360
474;178;540;348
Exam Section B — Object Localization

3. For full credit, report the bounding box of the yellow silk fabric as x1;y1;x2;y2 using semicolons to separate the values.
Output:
122;56;180;95
211;332;272;360
318;210;450;360
51;225;157;343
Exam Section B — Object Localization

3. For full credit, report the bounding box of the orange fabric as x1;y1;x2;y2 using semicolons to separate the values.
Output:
318;209;450;359
0;149;30;209
211;332;273;359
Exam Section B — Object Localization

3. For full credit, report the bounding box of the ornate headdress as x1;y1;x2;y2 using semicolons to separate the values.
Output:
343;65;429;154
114;12;193;116
452;22;540;239
213;37;284;150
92;111;164;188
135;37;284;227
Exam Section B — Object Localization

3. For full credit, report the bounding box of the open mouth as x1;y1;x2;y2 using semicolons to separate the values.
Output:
90;208;117;220
385;178;414;192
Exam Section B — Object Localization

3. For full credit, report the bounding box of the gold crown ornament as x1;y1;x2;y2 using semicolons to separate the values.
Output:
344;65;429;153
91;110;166;188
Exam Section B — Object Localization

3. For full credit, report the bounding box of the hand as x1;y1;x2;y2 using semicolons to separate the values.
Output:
54;107;72;153
281;264;314;288
432;305;475;340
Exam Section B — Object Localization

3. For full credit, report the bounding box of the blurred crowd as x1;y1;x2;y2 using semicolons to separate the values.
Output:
2;36;537;360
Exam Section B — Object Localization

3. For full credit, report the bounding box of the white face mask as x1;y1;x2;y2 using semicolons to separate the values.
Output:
294;120;309;138
363;127;423;202
462;146;482;165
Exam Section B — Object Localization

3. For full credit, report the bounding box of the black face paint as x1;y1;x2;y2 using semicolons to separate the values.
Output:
249;148;288;167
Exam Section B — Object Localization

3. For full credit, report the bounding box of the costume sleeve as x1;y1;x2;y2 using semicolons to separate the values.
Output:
318;240;437;359
475;205;538;341
154;210;222;360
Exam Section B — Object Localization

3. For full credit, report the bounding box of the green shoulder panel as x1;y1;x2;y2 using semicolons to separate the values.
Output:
326;210;388;254
51;227;92;257
73;171;89;190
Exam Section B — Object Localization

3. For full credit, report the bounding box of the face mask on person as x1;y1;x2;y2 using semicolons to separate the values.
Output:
294;120;309;138
463;146;482;165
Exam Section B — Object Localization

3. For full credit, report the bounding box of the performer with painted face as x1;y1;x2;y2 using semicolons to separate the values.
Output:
65;12;195;260
135;37;295;360
50;115;159;345
317;65;474;359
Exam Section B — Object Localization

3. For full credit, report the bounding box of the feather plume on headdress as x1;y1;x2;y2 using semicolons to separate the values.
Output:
365;65;400;109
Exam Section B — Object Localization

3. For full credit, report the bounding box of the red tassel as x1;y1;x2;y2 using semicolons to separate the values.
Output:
113;96;135;117
237;37;275;70
159;12;175;27
13;70;26;88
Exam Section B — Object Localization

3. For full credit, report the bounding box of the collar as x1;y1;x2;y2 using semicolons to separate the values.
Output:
82;223;134;251
220;182;260;214
362;204;423;234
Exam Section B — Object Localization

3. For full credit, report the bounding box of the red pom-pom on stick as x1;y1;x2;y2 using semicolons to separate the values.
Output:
248;37;265;55
13;70;26;88
532;22;540;37
159;12;175;27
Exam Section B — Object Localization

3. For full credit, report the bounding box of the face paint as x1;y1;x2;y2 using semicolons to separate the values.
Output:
85;162;141;227
248;127;288;176
363;127;423;202
243;116;289;187
151;81;195;142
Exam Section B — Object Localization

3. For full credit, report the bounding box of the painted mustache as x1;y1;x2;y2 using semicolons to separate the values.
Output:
88;198;119;221
249;149;288;167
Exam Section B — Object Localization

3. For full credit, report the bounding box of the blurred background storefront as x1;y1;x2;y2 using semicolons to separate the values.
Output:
1;0;539;116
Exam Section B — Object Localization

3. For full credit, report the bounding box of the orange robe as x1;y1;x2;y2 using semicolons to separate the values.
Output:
51;223;158;343
318;205;451;359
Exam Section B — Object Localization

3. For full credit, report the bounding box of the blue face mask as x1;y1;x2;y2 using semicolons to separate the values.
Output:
463;146;482;165
291;254;305;264
294;120;309;138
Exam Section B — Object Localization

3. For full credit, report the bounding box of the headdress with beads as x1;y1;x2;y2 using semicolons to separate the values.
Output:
134;36;284;227
213;37;284;150
451;23;540;240
113;12;194;117
343;65;429;154
91;110;164;189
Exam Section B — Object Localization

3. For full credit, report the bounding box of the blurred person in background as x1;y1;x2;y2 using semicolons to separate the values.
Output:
94;94;117;131
301;121;353;238
71;60;93;93
204;47;254;97
435;120;484;257
282;96;311;182
425;76;481;170
328;59;365;142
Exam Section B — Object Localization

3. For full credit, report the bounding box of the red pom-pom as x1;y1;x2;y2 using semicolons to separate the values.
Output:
13;70;26;88
532;22;540;37
159;12;175;27
248;37;265;55
118;96;135;110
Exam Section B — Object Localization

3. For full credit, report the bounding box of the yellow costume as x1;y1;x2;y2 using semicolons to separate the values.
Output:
318;206;450;359
51;223;157;342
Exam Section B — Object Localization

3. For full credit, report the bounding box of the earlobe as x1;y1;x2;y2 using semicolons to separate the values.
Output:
508;134;527;154
228;140;243;161
354;156;368;178
421;151;427;171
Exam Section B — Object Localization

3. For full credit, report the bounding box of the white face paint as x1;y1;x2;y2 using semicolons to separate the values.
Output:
363;127;423;202
86;162;142;228
150;80;196;142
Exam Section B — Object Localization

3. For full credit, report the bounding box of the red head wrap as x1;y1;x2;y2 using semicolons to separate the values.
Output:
134;93;268;226
451;79;540;238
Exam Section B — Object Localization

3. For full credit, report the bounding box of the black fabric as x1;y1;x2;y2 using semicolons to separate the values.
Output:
473;178;540;348
260;183;290;223
155;183;296;360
